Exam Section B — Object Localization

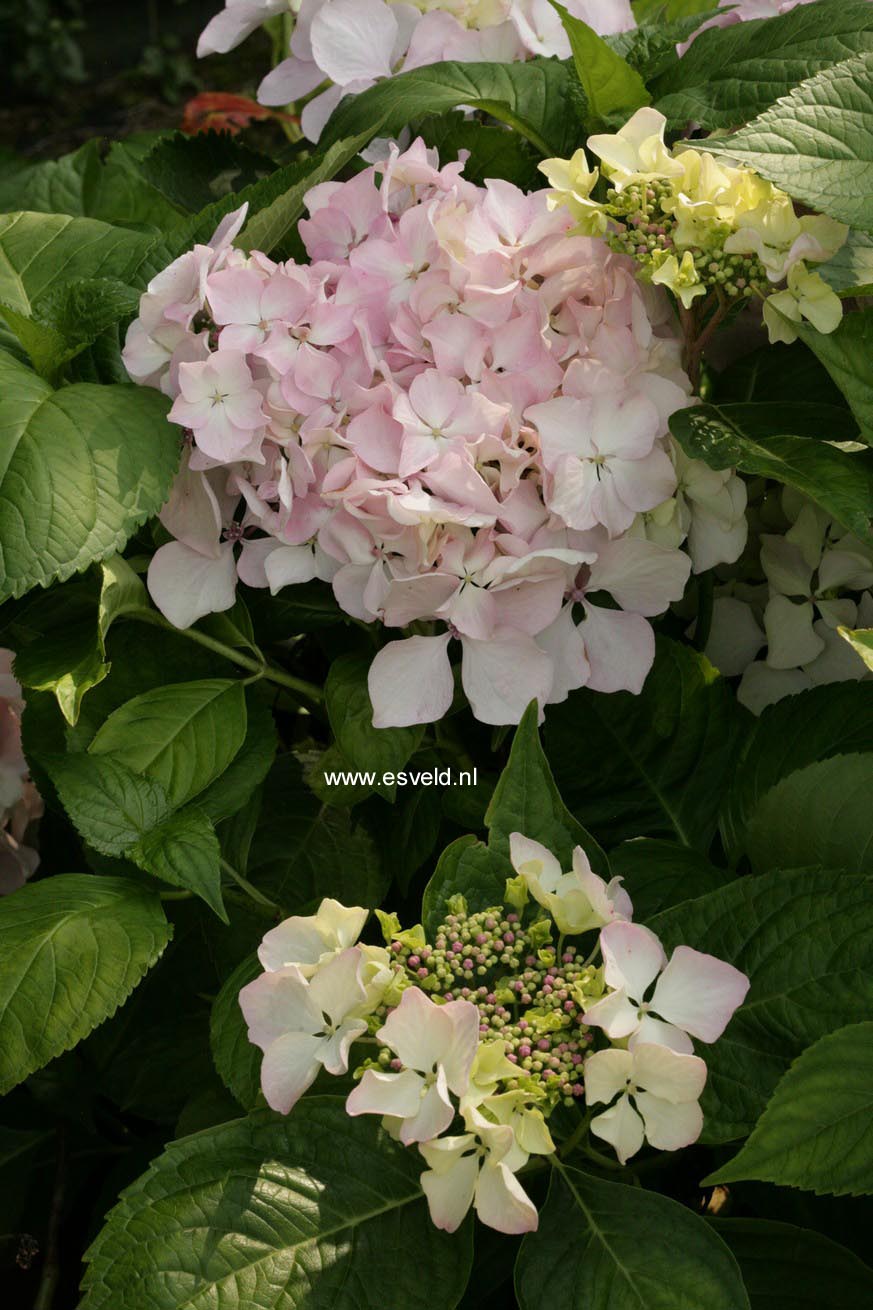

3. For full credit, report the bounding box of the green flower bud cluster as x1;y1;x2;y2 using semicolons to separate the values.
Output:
388;905;602;1107
604;182;768;306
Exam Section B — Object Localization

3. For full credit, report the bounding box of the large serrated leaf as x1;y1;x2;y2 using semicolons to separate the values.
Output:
545;637;744;852
0;350;179;601
712;1217;873;1308
88;678;247;810
651;0;873;129
700;50;873;231
80;1101;473;1310
669;403;873;544
209;952;263;1110
516;1166;749;1310
720;683;873;861
706;1022;873;1196
0;875;171;1095
746;753;873;876
321;58;576;158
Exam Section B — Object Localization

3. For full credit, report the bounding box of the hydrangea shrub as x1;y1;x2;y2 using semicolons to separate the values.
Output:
2;0;873;1306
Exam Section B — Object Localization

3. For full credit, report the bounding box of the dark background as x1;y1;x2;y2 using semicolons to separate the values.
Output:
1;0;271;157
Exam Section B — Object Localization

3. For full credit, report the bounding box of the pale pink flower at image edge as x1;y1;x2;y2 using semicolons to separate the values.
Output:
0;650;43;895
196;1;636;141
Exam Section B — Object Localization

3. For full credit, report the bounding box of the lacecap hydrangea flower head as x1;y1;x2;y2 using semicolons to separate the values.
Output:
196;0;635;141
239;834;749;1233
124;139;749;729
541;107;848;346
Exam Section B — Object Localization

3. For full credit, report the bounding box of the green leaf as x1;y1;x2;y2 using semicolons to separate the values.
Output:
422;834;506;938
194;691;278;824
669;403;873;545
3;277;139;379
606;838;732;920
721;683;873;861
545;637;744;852
415;112;543;189
131;807;227;922
746;753;873;876
0;211;162;317
88;679;247;809
515;1165;749;1310
650;869;873;1141
0;875;171;1096
486;700;608;873
248;754;388;912
0;351;179;602
13;556;150;724
700;51;873;230
819;229;873;297
634;0;715;19
43;753;172;855
423;703;607;933
651;0;873;129
712;1217;873;1308
137;132;275;214
235;131;375;257
322;58;576;158
210;952;262;1110
326;652;423;801
80;1101;473;1310
712;341;848;409
795;310;873;443
550;1;650;125
0;139;186;232
839;625;873;671
706;1022;873;1196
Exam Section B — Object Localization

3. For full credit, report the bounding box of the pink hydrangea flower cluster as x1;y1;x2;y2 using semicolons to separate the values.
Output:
0;651;43;896
123;140;700;728
238;836;749;1233
197;0;635;141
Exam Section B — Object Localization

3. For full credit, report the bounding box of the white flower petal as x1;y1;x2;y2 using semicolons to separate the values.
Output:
368;634;454;728
147;540;237;630
590;1093;645;1164
635;1091;703;1152
475;1160;539;1235
260;1031;324;1113
651;945;750;1043
600;921;666;1003
583;1046;633;1106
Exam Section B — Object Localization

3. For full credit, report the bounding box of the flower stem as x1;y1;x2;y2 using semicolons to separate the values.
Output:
220;858;281;915
130;609;324;704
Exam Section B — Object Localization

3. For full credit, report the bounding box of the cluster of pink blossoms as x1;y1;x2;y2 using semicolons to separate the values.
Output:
0;652;42;896
239;833;749;1234
123;140;710;727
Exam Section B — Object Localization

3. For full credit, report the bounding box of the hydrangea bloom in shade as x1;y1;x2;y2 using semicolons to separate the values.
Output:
509;832;632;934
124;140;730;728
239;948;374;1112
701;490;873;713
239;843;751;1223
257;897;368;973
0;651;43;896
419;1105;542;1234
583;921;750;1053
196;0;635;140
584;1042;707;1164
542;108;847;346
346;986;480;1143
